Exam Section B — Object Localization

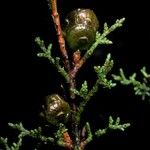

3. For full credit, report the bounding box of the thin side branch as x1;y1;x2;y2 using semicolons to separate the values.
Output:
112;67;150;100
80;122;93;149
95;116;130;137
71;18;125;77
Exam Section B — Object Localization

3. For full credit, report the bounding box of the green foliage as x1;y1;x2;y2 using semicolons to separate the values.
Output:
71;80;89;98
0;123;54;150
95;116;130;137
35;37;69;81
94;54;116;89
71;54;116;123
0;123;72;150
112;67;150;100
72;53;115;99
83;18;125;59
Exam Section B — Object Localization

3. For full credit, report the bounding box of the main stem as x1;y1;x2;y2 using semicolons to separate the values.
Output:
50;0;80;149
50;0;70;72
69;72;81;150
50;1;84;149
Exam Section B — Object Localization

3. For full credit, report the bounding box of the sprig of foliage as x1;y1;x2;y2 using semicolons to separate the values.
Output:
71;54;116;123
35;37;69;82
0;137;10;150
78;18;125;68
80;117;130;148
72;53;115;98
112;67;150;100
95;116;130;137
94;53;116;89
0;123;54;150
0;123;73;150
71;80;89;99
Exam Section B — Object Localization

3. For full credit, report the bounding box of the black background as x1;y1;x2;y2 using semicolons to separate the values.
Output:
0;0;150;149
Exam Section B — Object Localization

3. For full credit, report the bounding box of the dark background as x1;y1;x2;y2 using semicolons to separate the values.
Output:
0;0;150;149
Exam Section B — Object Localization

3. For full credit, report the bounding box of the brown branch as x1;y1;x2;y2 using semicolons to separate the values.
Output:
70;57;85;80
80;122;93;150
50;0;85;80
63;132;73;150
50;0;70;72
70;51;88;79
49;1;81;149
